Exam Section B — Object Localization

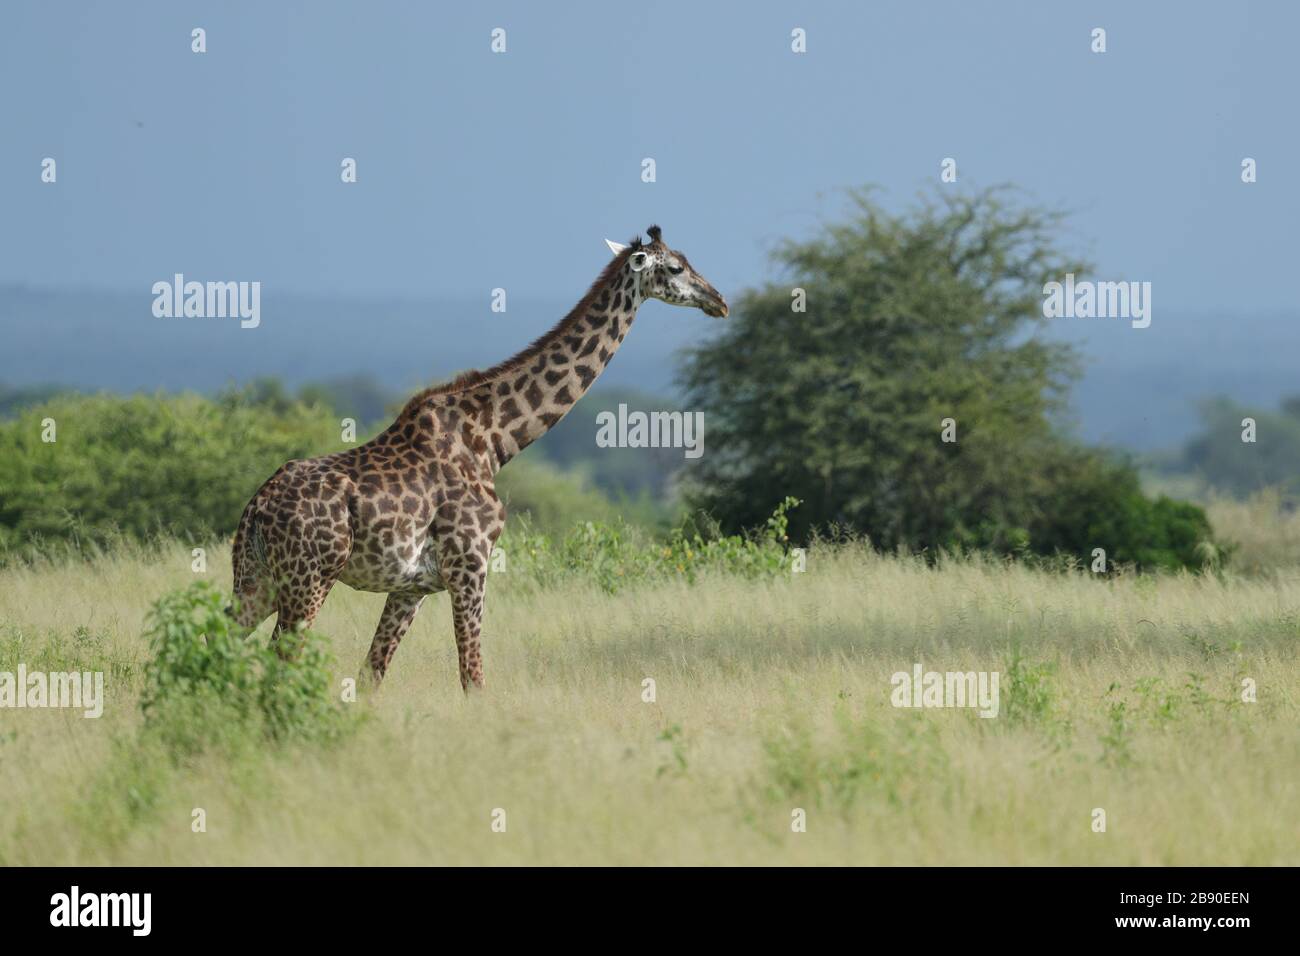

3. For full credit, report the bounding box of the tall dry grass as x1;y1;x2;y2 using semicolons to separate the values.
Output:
0;529;1296;865
1206;489;1300;574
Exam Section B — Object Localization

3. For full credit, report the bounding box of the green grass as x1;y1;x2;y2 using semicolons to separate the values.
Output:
0;533;1296;865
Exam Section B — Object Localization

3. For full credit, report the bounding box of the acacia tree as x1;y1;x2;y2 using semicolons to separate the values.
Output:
680;187;1213;567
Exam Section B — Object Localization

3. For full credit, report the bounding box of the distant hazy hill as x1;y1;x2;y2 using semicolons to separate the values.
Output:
4;285;1297;454
0;284;700;400
1051;311;1300;450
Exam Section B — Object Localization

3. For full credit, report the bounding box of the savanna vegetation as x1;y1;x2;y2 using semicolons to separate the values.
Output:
1;188;1296;865
1;530;1296;865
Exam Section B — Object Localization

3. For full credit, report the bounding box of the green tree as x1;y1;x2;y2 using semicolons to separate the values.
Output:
679;187;1214;569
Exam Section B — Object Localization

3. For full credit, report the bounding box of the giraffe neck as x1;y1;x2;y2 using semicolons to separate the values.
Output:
484;259;643;470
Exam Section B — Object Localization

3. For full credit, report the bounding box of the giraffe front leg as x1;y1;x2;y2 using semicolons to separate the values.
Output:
443;557;488;693
362;591;426;684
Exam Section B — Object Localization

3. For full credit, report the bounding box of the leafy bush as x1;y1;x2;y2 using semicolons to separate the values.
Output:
141;582;355;754
63;582;358;853
1023;444;1218;572
499;497;801;594
0;391;344;556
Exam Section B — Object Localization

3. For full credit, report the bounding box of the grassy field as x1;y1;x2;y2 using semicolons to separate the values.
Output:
1;531;1297;866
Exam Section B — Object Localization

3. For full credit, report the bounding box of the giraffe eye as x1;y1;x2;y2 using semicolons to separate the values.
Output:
668;263;684;275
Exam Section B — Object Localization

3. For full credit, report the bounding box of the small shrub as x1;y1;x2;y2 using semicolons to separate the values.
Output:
655;724;689;779
1001;648;1057;726
141;582;356;756
758;706;946;814
499;497;801;595
1099;695;1135;768
1112;673;1231;731
1131;676;1181;725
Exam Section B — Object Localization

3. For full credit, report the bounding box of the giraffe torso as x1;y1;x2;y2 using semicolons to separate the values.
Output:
245;412;507;599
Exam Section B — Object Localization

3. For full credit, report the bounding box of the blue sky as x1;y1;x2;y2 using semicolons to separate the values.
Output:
3;0;1297;310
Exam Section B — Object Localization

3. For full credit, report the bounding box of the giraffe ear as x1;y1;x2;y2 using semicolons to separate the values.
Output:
604;238;628;255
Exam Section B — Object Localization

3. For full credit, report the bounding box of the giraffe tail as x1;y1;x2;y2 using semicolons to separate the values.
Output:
227;496;274;633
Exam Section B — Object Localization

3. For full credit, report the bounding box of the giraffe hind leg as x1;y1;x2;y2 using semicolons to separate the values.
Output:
257;480;353;660
225;576;276;639
269;577;337;661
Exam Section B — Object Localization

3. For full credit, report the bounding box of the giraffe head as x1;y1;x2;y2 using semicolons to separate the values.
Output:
605;225;729;318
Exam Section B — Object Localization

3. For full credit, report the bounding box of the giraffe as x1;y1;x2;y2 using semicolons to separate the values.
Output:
226;225;728;691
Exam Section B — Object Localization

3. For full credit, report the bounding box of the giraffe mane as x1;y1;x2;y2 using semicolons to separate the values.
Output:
401;245;636;415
